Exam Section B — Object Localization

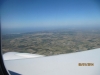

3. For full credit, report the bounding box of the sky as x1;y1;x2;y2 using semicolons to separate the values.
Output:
1;0;100;33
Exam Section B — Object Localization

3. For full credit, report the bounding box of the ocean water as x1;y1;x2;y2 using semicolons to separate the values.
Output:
1;27;58;35
1;28;44;34
1;25;100;35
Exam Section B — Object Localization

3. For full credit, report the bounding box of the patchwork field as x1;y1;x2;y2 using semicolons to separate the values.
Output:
2;29;100;56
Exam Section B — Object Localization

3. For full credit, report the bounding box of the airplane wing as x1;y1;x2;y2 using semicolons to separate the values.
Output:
3;48;100;75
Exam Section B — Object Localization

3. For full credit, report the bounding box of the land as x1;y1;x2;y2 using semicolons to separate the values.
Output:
2;28;100;56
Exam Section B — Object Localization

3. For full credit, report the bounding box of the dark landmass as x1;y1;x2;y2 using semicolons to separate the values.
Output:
2;28;100;56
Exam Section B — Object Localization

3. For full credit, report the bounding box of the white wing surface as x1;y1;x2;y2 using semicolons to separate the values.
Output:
3;48;100;75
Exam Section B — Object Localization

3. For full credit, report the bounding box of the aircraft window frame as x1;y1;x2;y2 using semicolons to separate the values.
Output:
0;25;9;75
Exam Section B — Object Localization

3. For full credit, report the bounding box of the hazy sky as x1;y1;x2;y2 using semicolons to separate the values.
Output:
1;0;100;30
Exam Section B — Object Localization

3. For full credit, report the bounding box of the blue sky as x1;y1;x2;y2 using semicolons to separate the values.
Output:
1;0;100;31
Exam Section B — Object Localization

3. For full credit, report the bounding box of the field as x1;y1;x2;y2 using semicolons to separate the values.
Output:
2;28;100;56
